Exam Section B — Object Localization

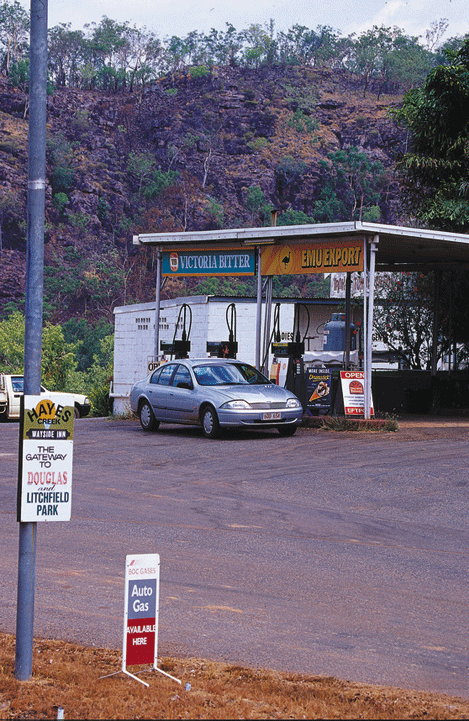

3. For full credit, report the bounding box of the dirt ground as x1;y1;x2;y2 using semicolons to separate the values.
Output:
3;414;468;719
299;414;469;441
1;633;469;720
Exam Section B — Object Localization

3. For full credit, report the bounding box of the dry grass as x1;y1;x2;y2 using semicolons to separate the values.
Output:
0;634;468;720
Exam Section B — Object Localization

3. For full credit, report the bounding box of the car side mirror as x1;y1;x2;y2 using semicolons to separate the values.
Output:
177;381;193;390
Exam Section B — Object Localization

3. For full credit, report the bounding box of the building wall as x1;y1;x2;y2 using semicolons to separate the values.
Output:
112;296;341;414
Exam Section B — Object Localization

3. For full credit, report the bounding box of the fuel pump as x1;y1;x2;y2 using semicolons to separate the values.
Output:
160;303;192;359
206;302;238;358
271;303;310;407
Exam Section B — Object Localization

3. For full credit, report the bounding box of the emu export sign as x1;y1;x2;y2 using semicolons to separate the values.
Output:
260;240;363;275
124;554;160;667
18;394;74;522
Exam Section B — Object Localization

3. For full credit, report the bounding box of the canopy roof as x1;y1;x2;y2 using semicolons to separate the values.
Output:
134;221;469;271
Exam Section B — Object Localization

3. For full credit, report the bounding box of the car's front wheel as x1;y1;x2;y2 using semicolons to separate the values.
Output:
277;424;297;437
201;405;221;439
139;400;160;432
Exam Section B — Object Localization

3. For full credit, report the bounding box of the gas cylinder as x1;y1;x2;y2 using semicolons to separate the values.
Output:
322;314;356;351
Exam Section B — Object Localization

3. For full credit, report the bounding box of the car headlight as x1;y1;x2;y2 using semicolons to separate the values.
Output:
286;398;301;408
220;400;252;409
84;397;90;405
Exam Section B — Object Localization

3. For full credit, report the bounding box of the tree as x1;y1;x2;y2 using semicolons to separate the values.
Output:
48;24;86;87
383;32;435;95
0;311;78;386
0;0;29;75
0;189;23;250
313;147;387;222
394;37;469;231
241;21;278;68
373;272;435;369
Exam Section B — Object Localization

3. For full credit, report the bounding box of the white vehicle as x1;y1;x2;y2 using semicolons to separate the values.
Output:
0;374;91;420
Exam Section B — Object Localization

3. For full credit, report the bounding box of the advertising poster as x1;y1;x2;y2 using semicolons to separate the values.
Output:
124;554;160;668
18;394;74;522
270;357;289;387
260;240;364;276
340;371;374;416
306;367;332;413
162;249;255;276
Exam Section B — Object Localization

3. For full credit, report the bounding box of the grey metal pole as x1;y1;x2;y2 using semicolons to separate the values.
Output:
255;247;262;370
431;270;441;377
262;276;273;375
154;251;162;361
362;237;368;376
15;0;48;681
344;273;352;369
365;237;378;419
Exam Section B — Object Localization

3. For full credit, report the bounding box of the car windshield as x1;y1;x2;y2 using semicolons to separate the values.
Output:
193;363;271;386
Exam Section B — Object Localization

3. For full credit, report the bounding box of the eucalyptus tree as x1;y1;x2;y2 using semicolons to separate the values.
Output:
0;0;29;75
241;21;278;68
48;23;86;87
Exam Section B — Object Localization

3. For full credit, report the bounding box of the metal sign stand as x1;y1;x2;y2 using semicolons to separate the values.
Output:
100;554;180;687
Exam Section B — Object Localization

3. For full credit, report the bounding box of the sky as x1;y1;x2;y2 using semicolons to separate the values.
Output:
23;0;469;43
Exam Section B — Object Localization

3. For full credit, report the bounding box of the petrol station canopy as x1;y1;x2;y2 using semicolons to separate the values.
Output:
132;221;469;419
133;221;469;270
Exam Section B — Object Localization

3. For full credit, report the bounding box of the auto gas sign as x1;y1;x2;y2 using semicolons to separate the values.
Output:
18;394;74;522
124;554;160;668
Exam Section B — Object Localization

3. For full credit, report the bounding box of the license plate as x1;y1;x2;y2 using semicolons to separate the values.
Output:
262;412;281;420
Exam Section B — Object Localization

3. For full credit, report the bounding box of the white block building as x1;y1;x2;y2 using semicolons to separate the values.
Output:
112;295;346;414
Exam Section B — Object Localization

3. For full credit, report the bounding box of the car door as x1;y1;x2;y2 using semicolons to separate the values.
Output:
147;363;177;420
166;364;198;422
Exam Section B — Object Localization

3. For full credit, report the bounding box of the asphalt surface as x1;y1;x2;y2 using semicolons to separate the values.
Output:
1;416;468;698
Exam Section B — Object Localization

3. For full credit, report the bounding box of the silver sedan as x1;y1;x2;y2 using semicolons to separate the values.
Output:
130;358;303;438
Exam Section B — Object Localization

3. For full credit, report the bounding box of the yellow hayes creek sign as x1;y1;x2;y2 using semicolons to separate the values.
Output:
260;240;364;275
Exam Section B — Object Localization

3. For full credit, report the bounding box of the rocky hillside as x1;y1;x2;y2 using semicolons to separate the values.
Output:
0;65;406;322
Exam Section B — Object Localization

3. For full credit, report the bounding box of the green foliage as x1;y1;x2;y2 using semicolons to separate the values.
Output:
287;109;318;134
52;192;69;215
0;310;114;416
245;185;273;226
188;65;210;79
143;169;179;199
0;311;77;388
1;7;457;95
43;247;135;322
311;415;399;431
373;272;434;370
8;58;28;87
278;209;314;225
71;334;114;416
275;156;308;202
62;318;113;372
312;147;386;222
205;196;224;228
41;323;77;390
394;37;469;231
0;310;24;371
0;0;29;75
70;109;90;134
47;133;77;195
189;276;257;296
246;137;269;152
